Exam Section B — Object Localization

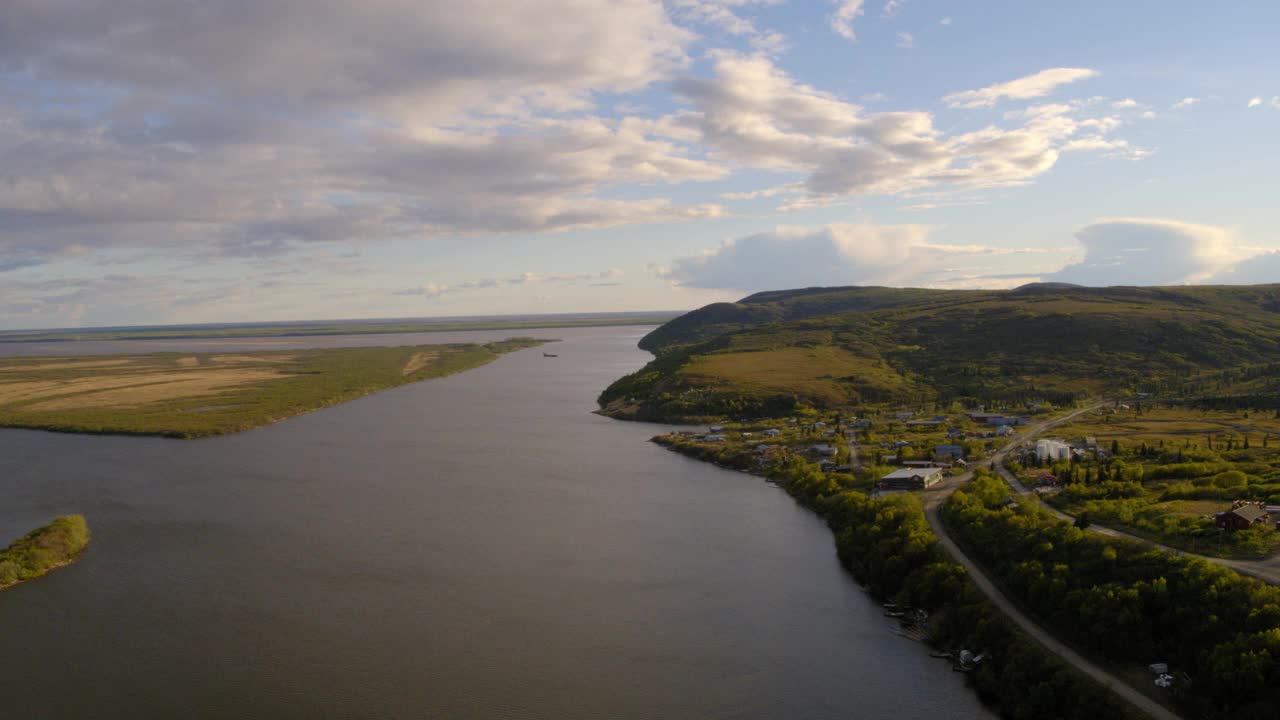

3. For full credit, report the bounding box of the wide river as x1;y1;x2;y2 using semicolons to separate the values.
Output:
0;326;993;719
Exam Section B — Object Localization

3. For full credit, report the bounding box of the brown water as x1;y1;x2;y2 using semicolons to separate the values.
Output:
0;326;993;719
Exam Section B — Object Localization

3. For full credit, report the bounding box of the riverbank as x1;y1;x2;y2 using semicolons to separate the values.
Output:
0;337;550;438
652;434;1145;720
0;515;90;590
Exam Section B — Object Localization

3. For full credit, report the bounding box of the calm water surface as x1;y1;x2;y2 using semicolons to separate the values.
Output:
0;327;993;719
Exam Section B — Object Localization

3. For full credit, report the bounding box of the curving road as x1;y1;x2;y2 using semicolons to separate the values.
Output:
994;461;1280;586
919;403;1184;720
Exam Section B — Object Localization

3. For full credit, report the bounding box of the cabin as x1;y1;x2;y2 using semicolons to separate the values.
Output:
702;434;727;442
995;425;1015;437
879;467;945;491
893;412;915;420
905;420;943;428
809;444;838;457
1215;505;1271;531
763;428;782;437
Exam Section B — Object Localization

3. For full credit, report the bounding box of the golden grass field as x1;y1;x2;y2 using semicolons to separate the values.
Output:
680;345;910;406
0;338;547;438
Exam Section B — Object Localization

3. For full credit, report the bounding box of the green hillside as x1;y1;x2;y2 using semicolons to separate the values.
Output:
601;284;1280;422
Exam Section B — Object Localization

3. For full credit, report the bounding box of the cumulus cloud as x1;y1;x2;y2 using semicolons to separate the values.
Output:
672;54;1139;206
943;68;1101;109
1248;97;1263;108
1172;97;1201;109
1210;252;1280;285
896;32;915;49
660;224;1051;291
882;0;908;18
831;0;866;40
1049;218;1240;286
0;0;721;270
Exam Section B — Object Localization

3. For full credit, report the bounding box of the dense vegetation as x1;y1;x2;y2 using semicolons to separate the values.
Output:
946;474;1280;719
657;438;1142;720
0;338;548;438
0;515;90;589
1027;405;1280;557
601;284;1280;422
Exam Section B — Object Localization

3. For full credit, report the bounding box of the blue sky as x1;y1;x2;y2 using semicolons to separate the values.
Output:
1;0;1278;329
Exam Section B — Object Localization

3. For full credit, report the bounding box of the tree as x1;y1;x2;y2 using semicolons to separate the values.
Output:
1074;512;1091;529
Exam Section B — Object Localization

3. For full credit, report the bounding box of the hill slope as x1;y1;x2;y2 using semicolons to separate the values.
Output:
602;284;1280;422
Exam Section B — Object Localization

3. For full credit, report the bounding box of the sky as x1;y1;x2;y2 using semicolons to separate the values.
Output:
2;0;1279;329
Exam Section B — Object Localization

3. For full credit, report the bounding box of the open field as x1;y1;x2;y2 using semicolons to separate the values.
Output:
1024;405;1280;557
0;313;676;344
0;338;549;438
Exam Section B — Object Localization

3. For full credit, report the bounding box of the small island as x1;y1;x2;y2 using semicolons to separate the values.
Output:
0;337;551;438
0;515;90;590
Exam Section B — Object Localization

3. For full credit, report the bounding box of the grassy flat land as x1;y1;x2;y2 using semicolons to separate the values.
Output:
682;345;910;408
0;314;676;344
1021;405;1280;557
0;337;548;438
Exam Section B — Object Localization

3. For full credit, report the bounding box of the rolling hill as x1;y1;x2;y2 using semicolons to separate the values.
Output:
600;284;1280;422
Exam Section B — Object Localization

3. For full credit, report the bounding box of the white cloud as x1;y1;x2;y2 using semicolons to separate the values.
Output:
939;17;952;25
896;32;915;49
396;268;625;298
672;54;1138;207
0;0;729;270
1248;97;1263;108
1112;98;1140;109
831;0;866;41
1049;218;1241;286
1208;251;1280;284
943;68;1101;109
670;0;787;53
882;0;908;18
661;223;1054;291
1172;97;1200;109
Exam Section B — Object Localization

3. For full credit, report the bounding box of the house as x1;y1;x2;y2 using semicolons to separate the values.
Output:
709;425;725;433
809;444;838;457
754;444;772;453
995;425;1015;437
763;428;782;437
953;459;968;468
702;434;727;442
879;467;945;490
1215;504;1271;531
1036;473;1059;486
883;454;898;464
966;411;1003;423
947;428;967;439
935;444;965;461
986;416;1027;426
893;412;914;420
906;420;943;428
894;439;912;448
850;419;873;429
903;460;937;468
1035;439;1072;461
813;422;827;429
